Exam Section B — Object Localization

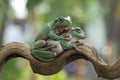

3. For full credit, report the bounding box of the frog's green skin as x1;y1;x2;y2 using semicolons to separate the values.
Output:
31;26;86;62
35;16;72;41
68;27;86;40
31;16;86;62
42;27;86;55
60;27;86;49
31;16;72;62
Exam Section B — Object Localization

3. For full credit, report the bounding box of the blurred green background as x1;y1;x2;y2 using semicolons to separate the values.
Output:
0;0;120;80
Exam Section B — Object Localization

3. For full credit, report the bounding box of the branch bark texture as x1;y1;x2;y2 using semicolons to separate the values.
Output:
0;42;120;79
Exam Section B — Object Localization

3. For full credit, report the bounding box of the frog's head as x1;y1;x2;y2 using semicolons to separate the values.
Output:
69;27;86;39
52;16;72;29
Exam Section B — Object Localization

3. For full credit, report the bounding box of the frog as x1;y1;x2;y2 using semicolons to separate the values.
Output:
60;27;86;49
42;27;86;57
35;16;72;41
31;16;73;62
68;27;86;42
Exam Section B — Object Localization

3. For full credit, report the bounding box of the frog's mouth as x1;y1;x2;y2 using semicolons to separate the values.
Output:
54;25;68;34
57;25;68;28
56;25;71;31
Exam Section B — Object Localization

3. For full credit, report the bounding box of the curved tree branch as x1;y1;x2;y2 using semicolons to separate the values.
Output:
1;42;120;79
75;43;120;79
0;42;85;75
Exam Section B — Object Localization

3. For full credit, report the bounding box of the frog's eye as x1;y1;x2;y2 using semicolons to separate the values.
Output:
75;29;81;33
58;18;64;23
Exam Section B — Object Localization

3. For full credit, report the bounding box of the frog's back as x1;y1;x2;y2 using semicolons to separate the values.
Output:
35;22;53;41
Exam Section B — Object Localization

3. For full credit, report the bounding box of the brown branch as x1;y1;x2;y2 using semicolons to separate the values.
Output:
0;42;85;75
1;42;120;79
76;43;120;79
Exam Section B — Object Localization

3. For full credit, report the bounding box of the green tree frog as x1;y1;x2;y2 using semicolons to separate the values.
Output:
60;27;86;49
45;27;86;55
31;16;72;62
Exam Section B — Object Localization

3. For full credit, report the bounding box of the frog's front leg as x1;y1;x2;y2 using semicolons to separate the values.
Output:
60;40;74;50
33;40;46;49
31;50;56;62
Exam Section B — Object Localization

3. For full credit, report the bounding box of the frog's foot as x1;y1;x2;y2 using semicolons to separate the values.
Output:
62;33;72;41
33;40;46;49
32;54;54;62
31;50;56;62
60;40;74;49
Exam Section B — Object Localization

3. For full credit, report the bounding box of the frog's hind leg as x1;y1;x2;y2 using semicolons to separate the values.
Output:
31;50;56;62
33;40;46;49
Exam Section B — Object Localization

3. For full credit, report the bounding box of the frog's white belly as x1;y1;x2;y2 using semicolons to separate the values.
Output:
46;40;63;55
